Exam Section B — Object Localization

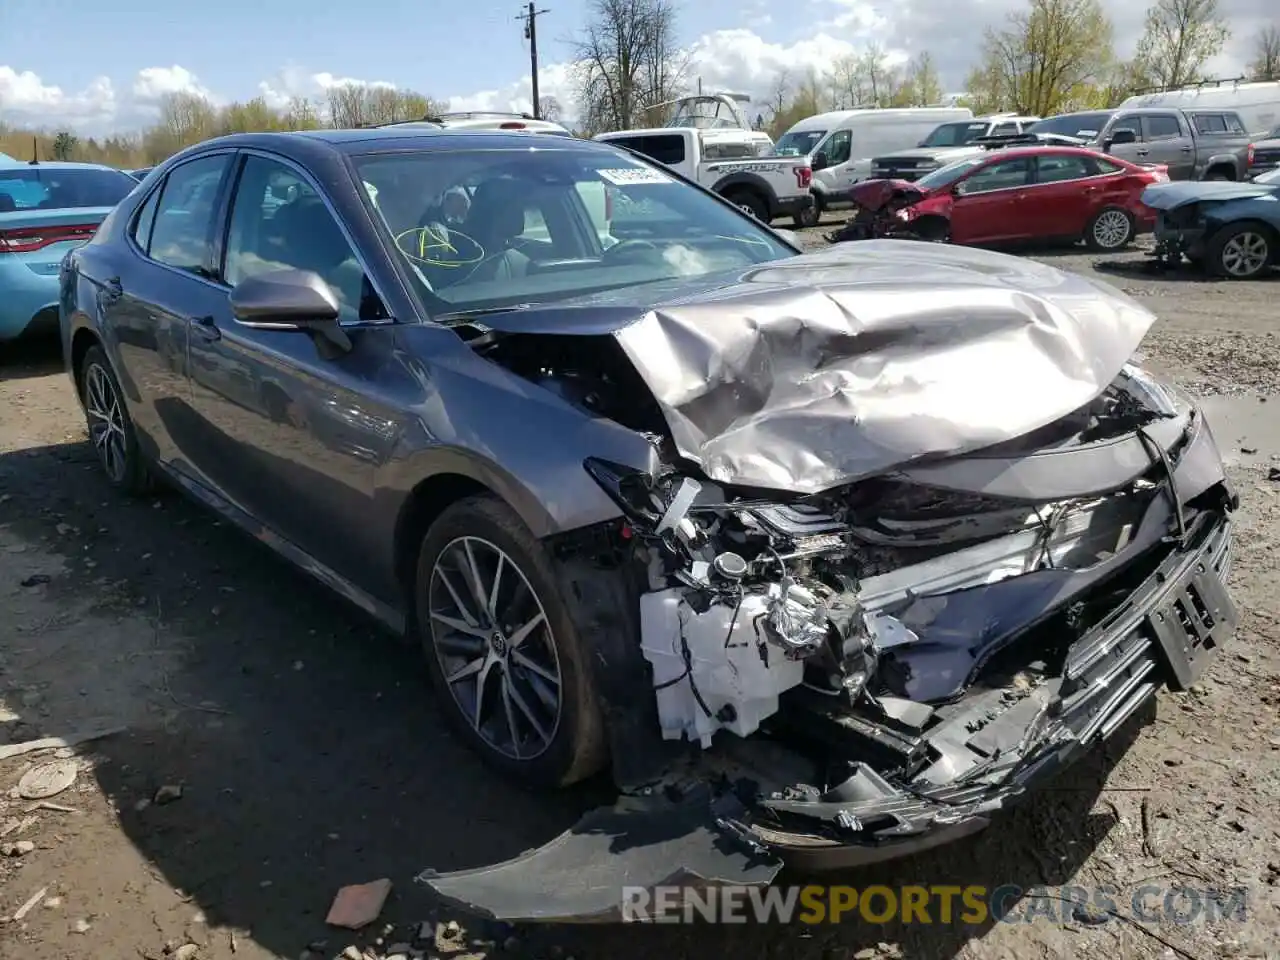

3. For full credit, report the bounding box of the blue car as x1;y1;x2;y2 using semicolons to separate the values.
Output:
0;160;139;341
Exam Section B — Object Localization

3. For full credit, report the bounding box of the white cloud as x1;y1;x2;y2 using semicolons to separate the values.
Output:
0;66;117;130
1;0;1274;137
132;65;214;104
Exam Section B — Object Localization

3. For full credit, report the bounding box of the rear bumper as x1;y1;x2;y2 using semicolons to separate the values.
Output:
0;263;59;340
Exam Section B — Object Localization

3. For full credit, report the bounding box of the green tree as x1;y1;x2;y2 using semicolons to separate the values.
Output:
966;0;1115;116
1131;0;1230;89
52;131;78;160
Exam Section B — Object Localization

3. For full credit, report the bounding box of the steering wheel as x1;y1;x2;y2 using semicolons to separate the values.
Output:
603;238;660;260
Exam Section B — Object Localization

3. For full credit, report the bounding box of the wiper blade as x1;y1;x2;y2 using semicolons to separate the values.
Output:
433;304;535;325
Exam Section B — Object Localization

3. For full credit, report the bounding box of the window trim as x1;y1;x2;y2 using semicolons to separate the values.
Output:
213;147;397;328
126;149;239;290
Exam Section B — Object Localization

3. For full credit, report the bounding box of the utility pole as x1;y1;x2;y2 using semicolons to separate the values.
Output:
518;3;550;119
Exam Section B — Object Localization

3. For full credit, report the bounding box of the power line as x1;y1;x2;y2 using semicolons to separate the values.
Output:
516;3;551;119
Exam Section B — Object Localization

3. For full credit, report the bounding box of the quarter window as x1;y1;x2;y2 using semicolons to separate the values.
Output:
147;155;231;274
131;186;161;252
1192;113;1226;134
222;156;376;323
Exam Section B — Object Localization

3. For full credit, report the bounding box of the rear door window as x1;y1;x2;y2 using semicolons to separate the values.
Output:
1143;115;1183;141
1034;154;1096;183
146;154;232;275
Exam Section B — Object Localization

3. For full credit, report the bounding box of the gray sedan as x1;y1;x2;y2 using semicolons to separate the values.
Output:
60;127;1237;920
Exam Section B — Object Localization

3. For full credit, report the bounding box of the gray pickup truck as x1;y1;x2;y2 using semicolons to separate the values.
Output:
1095;107;1252;181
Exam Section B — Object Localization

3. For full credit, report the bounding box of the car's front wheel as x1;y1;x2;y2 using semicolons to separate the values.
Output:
415;495;606;788
78;345;153;496
1207;222;1273;279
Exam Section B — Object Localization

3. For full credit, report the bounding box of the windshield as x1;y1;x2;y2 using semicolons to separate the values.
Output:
0;166;137;211
352;147;795;314
920;122;990;147
915;156;988;189
1025;112;1112;140
772;130;826;157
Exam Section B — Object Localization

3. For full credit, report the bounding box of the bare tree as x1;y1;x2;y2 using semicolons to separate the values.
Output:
326;84;443;127
327;84;371;128
767;69;792;121
1131;0;1230;89
538;95;564;121
825;54;863;109
966;0;1115;116
859;42;896;105
1250;24;1280;81
572;0;688;134
895;51;943;106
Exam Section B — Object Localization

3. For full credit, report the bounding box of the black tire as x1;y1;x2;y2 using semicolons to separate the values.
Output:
78;345;153;496
1204;169;1232;181
1084;206;1135;252
415;495;606;788
1206;222;1274;280
725;188;769;222
794;196;822;229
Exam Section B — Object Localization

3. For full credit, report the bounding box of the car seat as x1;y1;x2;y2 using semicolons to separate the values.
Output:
461;178;531;282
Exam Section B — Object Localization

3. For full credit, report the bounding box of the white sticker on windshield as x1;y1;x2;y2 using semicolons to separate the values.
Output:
597;167;672;185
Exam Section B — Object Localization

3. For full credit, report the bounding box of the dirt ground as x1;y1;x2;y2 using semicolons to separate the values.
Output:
1;233;1279;960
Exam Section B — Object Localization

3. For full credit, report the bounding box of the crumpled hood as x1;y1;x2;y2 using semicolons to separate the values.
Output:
847;179;928;211
1141;180;1279;210
477;241;1156;493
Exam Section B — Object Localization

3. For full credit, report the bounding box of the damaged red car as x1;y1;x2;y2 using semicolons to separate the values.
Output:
838;147;1168;251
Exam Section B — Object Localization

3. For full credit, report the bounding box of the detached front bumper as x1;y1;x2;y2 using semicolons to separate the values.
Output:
418;496;1236;921
1152;212;1208;261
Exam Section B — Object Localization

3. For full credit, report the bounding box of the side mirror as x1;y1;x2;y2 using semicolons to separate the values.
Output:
229;269;351;355
812;150;829;171
230;269;340;325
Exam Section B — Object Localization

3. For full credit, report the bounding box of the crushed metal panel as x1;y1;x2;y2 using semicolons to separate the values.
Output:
610;241;1156;492
1140;181;1277;210
416;790;782;922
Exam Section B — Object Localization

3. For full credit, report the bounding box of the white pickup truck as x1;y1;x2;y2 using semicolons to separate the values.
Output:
594;127;814;224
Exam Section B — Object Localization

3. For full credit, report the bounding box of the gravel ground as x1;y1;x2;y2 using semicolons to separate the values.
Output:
1;232;1279;960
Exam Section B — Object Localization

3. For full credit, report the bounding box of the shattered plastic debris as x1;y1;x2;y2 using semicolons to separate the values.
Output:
17;760;78;799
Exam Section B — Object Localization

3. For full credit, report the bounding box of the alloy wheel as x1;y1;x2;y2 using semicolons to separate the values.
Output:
1220;231;1269;278
1092;210;1132;249
427;536;563;761
84;362;128;484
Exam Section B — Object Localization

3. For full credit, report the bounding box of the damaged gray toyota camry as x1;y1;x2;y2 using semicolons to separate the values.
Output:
60;128;1237;922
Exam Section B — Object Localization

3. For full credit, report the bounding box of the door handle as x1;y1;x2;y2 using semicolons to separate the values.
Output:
190;315;221;341
1180;146;1193;152
1136;149;1149;157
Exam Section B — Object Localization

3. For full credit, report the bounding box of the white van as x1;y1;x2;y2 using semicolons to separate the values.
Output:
1118;81;1280;136
771;106;973;225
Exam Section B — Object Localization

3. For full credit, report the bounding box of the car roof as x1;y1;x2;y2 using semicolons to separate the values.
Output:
166;127;616;166
0;159;130;174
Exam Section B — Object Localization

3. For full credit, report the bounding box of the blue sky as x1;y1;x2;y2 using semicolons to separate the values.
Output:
1;0;808;117
1;0;1270;134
